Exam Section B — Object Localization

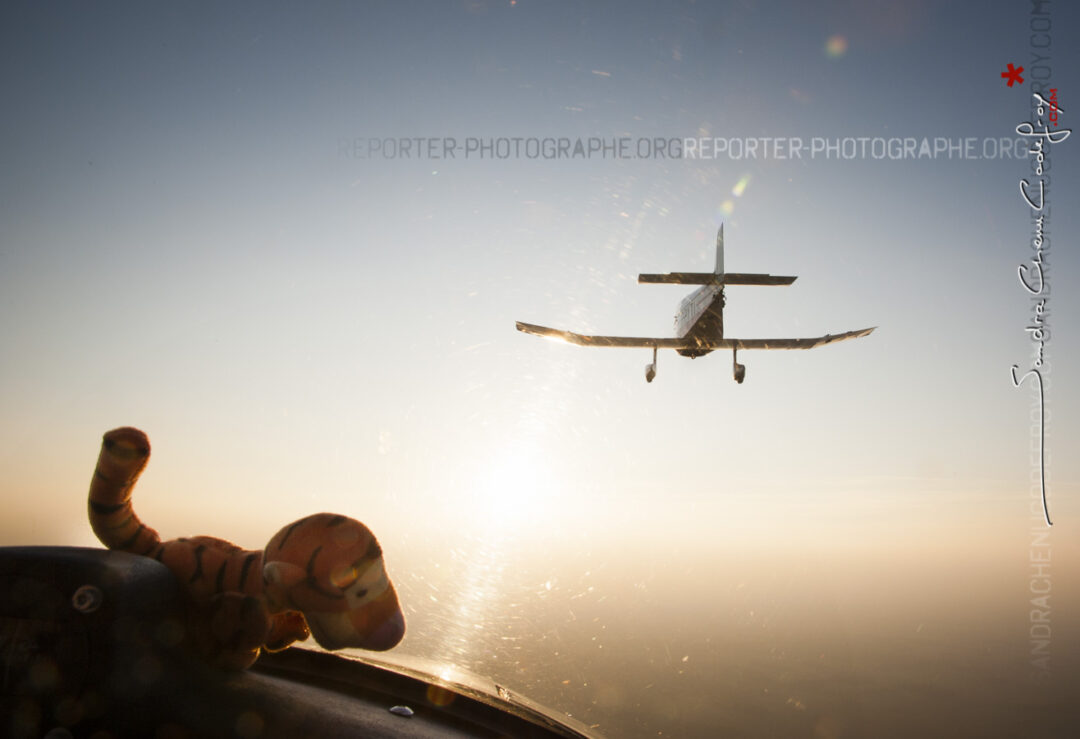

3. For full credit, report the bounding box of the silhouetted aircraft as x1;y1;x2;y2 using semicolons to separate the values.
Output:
517;225;874;383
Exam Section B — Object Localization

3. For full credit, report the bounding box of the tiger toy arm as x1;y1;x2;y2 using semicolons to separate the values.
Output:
88;427;405;670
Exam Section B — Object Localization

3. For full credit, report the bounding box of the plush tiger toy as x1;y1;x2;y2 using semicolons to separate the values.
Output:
88;426;405;670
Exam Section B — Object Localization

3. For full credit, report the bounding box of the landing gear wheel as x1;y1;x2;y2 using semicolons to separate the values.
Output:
733;348;746;384
645;346;658;383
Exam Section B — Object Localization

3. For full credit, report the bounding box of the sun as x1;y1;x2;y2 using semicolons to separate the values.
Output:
468;444;556;532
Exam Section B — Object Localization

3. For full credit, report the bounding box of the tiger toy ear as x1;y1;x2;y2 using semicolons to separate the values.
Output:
262;560;308;609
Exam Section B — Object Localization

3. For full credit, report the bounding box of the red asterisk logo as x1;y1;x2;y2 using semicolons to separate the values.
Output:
1002;63;1024;87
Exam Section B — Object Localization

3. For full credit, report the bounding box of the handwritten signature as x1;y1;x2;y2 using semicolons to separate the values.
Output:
1014;91;1069;527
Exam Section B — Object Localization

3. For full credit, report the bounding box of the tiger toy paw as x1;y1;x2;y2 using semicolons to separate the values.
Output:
205;593;271;670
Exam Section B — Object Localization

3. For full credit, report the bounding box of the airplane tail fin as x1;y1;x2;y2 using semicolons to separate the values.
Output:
637;223;797;286
714;225;724;275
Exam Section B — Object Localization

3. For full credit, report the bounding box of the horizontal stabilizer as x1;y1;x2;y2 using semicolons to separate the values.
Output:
517;321;875;350
638;272;796;286
720;273;797;286
638;272;719;285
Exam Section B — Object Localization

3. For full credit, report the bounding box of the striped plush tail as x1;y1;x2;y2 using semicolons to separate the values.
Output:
88;427;161;556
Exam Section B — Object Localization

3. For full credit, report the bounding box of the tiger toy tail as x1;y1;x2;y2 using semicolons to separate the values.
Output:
88;427;160;556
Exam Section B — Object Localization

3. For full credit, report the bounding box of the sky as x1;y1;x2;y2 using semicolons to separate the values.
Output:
1;2;1078;737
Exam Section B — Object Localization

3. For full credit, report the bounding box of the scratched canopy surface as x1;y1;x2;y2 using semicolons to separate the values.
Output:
0;2;1078;737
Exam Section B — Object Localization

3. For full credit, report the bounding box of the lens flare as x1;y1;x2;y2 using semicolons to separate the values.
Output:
732;174;751;198
330;563;359;589
825;35;848;59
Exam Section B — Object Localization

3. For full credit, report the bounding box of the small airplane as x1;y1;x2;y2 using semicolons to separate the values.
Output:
516;225;875;383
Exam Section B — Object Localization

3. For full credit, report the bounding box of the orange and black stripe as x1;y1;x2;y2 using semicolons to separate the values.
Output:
88;427;162;557
85;426;402;667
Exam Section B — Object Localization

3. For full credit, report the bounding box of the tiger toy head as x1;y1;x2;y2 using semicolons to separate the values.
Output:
262;513;405;652
88;426;405;669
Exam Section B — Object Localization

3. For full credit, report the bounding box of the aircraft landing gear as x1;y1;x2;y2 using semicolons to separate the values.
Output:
645;346;657;383
732;347;746;384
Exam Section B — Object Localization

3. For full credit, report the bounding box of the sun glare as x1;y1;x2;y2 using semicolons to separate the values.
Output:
468;445;556;532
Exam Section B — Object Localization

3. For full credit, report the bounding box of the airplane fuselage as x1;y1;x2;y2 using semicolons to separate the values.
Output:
674;283;725;357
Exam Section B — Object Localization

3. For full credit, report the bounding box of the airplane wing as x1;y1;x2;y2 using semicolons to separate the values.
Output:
516;322;875;349
515;322;692;348
715;327;875;349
